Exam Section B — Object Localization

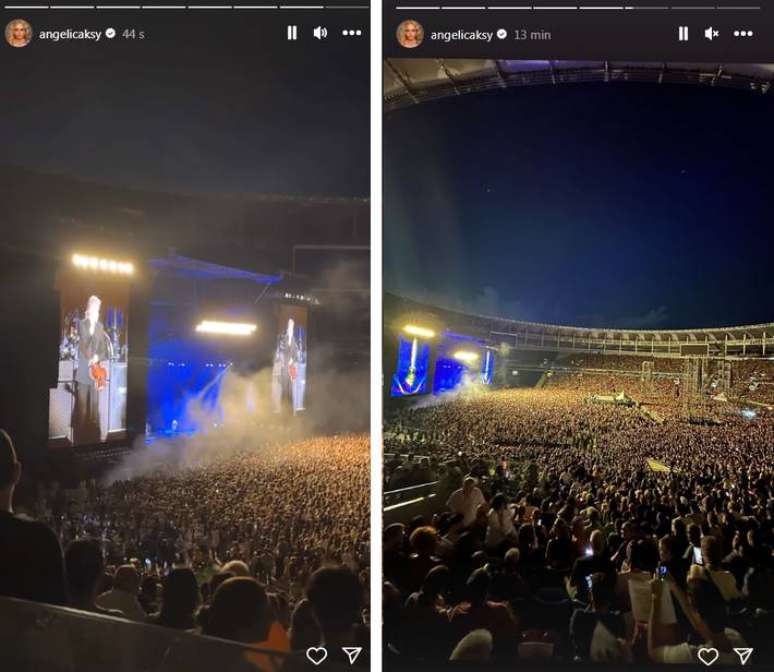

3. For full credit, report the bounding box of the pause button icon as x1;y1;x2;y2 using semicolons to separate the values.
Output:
287;25;298;40
678;26;688;41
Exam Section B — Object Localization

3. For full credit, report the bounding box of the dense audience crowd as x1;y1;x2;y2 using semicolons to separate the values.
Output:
732;360;774;405
0;430;370;667
384;381;774;665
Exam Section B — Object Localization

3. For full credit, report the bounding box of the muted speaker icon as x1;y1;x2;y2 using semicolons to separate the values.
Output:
313;26;328;40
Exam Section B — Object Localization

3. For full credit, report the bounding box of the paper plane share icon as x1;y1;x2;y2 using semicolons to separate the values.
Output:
734;648;753;666
341;647;363;665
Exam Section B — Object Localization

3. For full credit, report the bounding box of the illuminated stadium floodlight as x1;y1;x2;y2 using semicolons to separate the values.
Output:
403;324;435;339
453;350;479;363
195;320;257;336
72;253;134;276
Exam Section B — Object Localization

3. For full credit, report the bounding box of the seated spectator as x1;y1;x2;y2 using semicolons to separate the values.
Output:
0;429;66;606
485;493;517;553
401;565;454;660
138;574;160;615
658;534;687;589
701;535;742;602
436;513;465;560
570;572;628;662
65;538;123;616
449;567;520;660
649;567;748;665
202;577;288;650
447;477;486;528
403;526;442;594
306;565;368;656
546;518;574;574
383;523;407;589
96;564;145;621
288;598;322;651
146;567;200;630
616;538;658;613
683;523;703;566
568;530;615;603
490;548;530;603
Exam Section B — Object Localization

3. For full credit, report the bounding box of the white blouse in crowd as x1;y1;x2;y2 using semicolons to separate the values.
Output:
485;507;516;549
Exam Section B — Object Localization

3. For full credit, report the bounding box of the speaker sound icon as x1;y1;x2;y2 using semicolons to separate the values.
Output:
314;26;328;40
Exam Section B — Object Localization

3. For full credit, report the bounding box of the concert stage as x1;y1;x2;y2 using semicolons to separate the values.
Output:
5;250;323;472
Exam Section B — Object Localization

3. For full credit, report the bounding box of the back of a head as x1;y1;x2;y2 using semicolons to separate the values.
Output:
162;567;200;618
383;523;405;550
0;429;19;490
210;570;235;598
204;576;269;642
221;560;250;577
409;525;437;557
113;565;140;594
306;565;362;635
688;574;728;634
504;547;520;571
590;529;606;555
700;535;723;569
450;629;493;662
422;564;450;598
628;538;658;573
140;575;159;598
491;493;507;512
65;538;104;600
466;567;490;606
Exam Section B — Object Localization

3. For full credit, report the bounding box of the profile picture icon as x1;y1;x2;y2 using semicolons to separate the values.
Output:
396;20;423;49
5;19;33;48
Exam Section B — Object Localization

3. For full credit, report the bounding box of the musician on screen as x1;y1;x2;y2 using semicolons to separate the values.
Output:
271;317;306;415
73;295;110;444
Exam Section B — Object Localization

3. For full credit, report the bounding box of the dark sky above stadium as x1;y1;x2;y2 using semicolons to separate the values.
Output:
385;78;774;330
0;12;368;199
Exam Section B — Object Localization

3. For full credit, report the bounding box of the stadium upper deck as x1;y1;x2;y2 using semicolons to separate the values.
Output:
384;61;774;111
385;293;774;358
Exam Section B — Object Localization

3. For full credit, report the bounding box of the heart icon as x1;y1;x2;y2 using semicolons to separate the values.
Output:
698;648;719;666
306;647;328;666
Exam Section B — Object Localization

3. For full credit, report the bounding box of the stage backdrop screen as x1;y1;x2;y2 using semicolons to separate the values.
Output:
481;349;495;385
48;270;129;447
272;304;308;414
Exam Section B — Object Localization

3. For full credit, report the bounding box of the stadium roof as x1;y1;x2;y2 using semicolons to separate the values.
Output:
149;255;281;285
384;60;774;111
385;293;774;358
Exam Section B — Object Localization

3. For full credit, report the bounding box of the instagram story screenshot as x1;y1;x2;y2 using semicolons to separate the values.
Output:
383;1;774;671
0;1;370;670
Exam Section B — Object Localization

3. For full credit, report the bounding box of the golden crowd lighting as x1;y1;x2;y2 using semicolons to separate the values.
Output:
453;350;479;363
72;253;134;276
195;320;257;336
403;324;435;339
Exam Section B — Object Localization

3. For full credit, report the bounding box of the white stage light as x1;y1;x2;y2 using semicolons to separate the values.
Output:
72;253;135;275
403;324;435;339
195;320;257;336
453;350;479;363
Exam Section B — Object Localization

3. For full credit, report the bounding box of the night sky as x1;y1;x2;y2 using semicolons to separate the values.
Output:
0;12;369;198
385;78;774;330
